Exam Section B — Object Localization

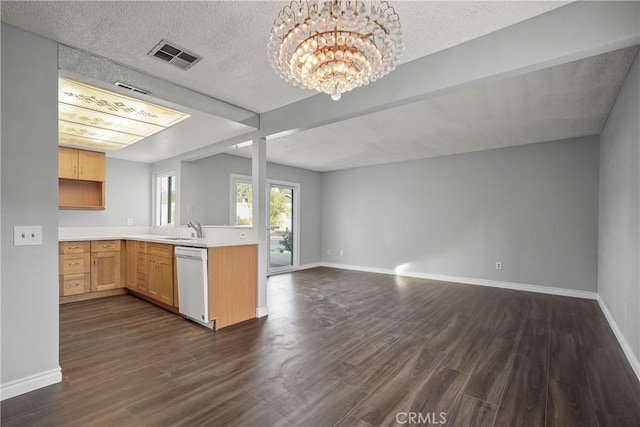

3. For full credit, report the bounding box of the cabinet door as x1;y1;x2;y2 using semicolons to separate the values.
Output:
78;150;105;181
91;251;121;291
125;241;137;291
59;147;79;179
157;256;174;306
209;245;257;329
147;255;173;306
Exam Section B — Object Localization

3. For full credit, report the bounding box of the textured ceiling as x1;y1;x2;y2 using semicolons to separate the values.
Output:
229;46;639;171
5;0;629;172
0;1;570;113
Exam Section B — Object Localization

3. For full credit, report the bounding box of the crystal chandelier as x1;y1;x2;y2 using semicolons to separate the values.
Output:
268;0;403;101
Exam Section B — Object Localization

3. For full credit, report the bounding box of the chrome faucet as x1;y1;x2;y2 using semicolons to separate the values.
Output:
187;221;203;238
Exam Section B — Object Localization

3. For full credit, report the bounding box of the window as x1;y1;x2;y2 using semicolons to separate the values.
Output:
155;171;175;226
230;174;252;226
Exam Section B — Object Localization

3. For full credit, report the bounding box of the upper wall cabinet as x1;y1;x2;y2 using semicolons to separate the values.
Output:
59;147;105;181
59;147;106;210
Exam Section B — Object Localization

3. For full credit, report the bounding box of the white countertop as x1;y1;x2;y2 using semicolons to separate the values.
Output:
58;227;258;248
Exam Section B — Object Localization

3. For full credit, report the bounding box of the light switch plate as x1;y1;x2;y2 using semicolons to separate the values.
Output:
14;225;42;246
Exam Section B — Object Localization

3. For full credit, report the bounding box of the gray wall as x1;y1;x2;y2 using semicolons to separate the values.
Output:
321;136;600;292
181;153;323;266
598;54;640;360
181;154;250;225
1;24;60;389
59;158;151;227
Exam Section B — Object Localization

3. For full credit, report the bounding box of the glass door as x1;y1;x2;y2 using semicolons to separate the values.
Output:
269;184;294;274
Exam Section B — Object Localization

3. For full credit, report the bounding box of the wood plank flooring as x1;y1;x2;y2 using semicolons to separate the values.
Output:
2;267;639;426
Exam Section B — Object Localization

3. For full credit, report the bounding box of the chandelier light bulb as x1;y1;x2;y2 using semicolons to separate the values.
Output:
269;0;403;101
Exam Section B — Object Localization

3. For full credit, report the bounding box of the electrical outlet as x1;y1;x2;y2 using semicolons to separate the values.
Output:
127;218;133;225
495;261;502;270
339;249;344;256
240;232;247;239
327;249;331;255
14;225;42;246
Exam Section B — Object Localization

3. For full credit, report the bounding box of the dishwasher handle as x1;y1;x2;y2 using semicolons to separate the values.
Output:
176;254;204;260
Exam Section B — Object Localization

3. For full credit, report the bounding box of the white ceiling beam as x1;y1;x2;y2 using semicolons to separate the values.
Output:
259;1;640;139
58;44;260;129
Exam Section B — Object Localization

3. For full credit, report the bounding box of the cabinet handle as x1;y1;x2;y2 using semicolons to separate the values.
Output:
69;262;80;266
73;166;77;175
69;246;79;250
80;166;84;176
101;244;110;248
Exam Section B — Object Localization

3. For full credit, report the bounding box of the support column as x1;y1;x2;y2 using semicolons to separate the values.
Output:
252;137;268;317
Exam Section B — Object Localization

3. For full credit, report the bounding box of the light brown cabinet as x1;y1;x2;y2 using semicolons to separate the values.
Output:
91;251;121;292
59;240;125;303
58;147;105;210
125;241;175;309
58;147;105;181
147;254;174;306
209;244;257;329
59;242;91;297
59;147;79;179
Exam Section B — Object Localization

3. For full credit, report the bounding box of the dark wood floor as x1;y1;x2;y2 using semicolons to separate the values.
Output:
2;267;639;426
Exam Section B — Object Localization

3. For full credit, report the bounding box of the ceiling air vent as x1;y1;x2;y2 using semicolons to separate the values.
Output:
114;81;150;95
148;40;202;70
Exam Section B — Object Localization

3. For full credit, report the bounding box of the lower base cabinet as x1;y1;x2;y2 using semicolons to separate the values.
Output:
147;254;174;306
125;241;175;309
209;244;257;329
59;240;124;303
61;240;257;329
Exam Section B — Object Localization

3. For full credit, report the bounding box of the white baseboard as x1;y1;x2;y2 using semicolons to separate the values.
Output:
596;295;640;382
298;262;322;270
1;367;62;401
256;306;268;318
320;262;597;300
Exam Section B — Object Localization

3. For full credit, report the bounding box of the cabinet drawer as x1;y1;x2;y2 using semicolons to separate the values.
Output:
137;272;147;286
147;242;173;258
59;273;90;296
136;241;147;253
59;254;90;275
137;254;147;270
59;241;90;254
91;240;121;252
137;272;148;295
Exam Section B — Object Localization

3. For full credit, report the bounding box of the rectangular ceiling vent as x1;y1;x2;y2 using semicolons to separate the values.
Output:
148;40;202;70
114;81;150;95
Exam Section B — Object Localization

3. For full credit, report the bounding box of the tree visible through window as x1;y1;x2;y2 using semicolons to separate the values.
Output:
235;181;252;225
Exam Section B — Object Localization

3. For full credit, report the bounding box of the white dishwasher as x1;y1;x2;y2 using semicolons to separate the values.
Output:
175;246;214;330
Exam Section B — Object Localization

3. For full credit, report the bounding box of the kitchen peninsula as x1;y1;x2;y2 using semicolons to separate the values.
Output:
59;228;258;330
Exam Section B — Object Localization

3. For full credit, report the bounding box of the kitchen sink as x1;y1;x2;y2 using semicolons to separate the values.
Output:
163;237;198;241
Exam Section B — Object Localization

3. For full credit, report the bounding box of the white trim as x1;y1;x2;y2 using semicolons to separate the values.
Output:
320;262;597;300
1;367;62;401
267;179;301;274
230;173;252;226
256;306;269;318
153;169;176;227
298;262;322;270
596;295;640;382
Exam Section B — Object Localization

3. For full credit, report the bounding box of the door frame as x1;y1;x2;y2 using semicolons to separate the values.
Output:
229;174;300;275
267;179;300;275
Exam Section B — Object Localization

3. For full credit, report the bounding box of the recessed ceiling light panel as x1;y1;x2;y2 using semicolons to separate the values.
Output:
58;78;190;151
